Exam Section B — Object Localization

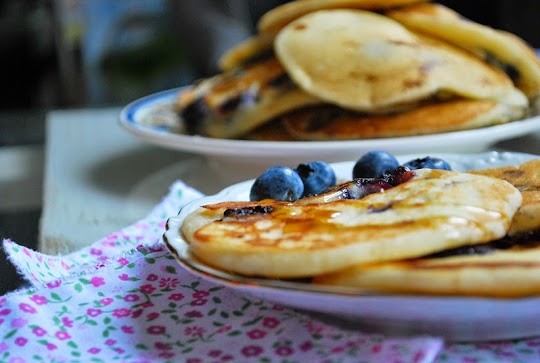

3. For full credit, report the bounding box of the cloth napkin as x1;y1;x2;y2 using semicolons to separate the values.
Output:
1;181;540;363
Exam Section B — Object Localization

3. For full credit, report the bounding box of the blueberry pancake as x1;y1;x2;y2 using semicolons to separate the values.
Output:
219;0;429;71
180;168;521;278
217;33;275;72
176;56;321;139
257;0;429;35
274;9;528;113
313;232;540;297
386;3;540;103
280;99;527;140
470;159;540;236
243;118;296;141
315;159;540;297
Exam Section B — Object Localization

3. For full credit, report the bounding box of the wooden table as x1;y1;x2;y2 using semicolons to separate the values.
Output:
39;108;210;253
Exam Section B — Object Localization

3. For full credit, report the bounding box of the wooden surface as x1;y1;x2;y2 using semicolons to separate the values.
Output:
39;109;195;254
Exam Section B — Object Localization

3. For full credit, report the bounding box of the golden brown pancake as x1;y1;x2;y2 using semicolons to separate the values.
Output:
469;159;540;236
218;1;429;71
217;34;275;72
386;3;540;102
243;118;296;141
274;9;528;113
176;56;321;139
313;234;540;297
280;99;527;141
181;169;521;278
257;0;429;35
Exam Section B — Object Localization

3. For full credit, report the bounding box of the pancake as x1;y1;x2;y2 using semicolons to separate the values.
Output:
181;168;521;278
218;1;428;70
281;99;527;141
274;9;528;113
315;159;540;297
386;3;540;102
257;0;429;35
469;159;540;236
313;233;540;297
176;56;321;139
243;118;296;141
217;34;275;72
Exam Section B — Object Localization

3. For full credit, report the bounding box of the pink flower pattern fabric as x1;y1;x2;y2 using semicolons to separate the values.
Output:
1;181;539;362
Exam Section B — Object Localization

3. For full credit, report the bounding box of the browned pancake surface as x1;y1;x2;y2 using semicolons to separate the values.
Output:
258;0;429;35
281;99;524;140
176;56;321;138
470;159;540;235
314;233;540;297
386;2;540;101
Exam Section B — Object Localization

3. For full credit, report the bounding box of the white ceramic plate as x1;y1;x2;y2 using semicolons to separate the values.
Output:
119;87;540;182
163;151;540;342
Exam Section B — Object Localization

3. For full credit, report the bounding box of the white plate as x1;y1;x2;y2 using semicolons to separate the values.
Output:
119;87;540;182
163;151;540;342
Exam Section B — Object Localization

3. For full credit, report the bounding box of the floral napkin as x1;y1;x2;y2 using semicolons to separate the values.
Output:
1;181;540;363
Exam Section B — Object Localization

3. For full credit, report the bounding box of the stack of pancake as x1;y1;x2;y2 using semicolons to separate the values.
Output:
314;159;540;297
177;159;540;298
175;0;540;141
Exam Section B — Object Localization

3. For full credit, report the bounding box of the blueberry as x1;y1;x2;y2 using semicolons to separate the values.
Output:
295;161;337;197
250;166;304;201
402;156;452;171
352;150;400;179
